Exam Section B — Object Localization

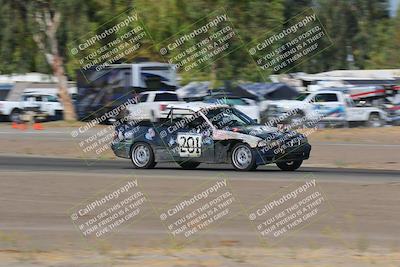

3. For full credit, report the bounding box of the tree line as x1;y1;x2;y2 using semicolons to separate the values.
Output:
0;0;398;120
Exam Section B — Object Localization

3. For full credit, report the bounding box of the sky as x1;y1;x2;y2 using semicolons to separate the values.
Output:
390;0;399;17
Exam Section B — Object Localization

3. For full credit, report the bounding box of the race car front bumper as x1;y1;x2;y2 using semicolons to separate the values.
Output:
255;143;312;165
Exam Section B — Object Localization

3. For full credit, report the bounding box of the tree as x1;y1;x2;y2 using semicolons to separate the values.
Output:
365;6;400;68
0;0;397;89
309;0;390;71
31;0;76;121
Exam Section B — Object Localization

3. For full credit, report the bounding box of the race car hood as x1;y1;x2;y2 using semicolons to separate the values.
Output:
227;125;282;139
213;124;306;148
228;124;306;143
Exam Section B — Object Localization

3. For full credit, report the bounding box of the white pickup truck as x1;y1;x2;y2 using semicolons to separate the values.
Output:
262;90;387;127
0;93;63;121
202;96;261;122
126;91;182;122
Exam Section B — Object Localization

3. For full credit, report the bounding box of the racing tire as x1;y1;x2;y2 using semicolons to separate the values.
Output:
178;161;201;169
9;108;21;122
130;142;157;169
230;143;257;171
366;113;384;128
276;160;303;171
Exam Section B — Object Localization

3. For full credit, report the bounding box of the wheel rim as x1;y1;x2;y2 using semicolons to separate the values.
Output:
132;145;150;167
10;112;20;122
286;161;294;166
370;116;381;127
232;145;252;169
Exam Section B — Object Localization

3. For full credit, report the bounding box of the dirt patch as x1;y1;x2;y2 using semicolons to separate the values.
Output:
0;247;398;266
307;127;400;144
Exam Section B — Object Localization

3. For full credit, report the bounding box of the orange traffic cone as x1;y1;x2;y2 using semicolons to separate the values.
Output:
11;122;18;129
33;122;44;130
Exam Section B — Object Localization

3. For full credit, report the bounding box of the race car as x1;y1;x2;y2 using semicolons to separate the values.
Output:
111;103;311;171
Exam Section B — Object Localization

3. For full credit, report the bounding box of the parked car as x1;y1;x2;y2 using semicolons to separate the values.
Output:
262;90;388;127
202;95;261;122
112;103;311;171
0;93;63;122
383;104;400;126
76;62;178;120
126;91;182;122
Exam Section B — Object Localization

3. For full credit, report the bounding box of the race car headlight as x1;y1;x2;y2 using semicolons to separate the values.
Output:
271;140;280;147
259;140;282;149
257;140;268;147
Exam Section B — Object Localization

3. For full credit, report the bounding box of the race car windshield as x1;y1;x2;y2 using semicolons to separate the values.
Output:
205;107;256;129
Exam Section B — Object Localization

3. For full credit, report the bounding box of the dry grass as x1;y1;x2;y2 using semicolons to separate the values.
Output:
309;127;400;144
0;247;398;267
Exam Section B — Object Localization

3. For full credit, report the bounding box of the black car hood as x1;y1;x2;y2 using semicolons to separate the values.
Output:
228;125;304;142
227;125;281;139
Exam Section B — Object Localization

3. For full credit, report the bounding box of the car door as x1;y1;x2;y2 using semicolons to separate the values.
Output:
149;110;197;161
188;114;215;163
23;95;40;111
345;98;365;121
41;95;60;116
160;111;214;163
311;93;345;121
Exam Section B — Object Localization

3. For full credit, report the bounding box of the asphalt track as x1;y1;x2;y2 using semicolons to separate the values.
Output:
1;155;399;181
0;155;399;251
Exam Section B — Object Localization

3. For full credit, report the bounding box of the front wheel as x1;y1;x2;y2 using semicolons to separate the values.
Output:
9;109;21;122
130;142;157;169
276;160;303;171
178;161;201;169
230;143;257;171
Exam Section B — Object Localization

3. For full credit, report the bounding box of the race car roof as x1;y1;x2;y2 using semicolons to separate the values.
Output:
166;102;229;112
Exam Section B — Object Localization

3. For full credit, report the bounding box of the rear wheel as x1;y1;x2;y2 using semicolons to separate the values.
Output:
178;161;201;169
367;113;384;128
230;143;257;171
130;142;156;169
276;160;303;171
